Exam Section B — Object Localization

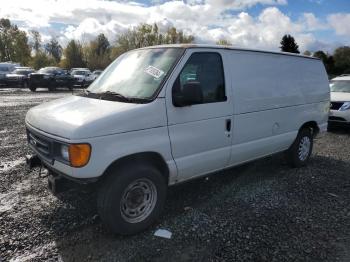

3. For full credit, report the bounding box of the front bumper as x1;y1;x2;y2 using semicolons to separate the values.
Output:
26;124;98;184
26;125;74;177
328;109;350;125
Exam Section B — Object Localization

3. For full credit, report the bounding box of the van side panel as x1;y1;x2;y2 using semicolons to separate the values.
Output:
228;51;329;165
230;51;329;114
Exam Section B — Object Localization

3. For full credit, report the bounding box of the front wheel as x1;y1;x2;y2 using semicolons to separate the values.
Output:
97;164;167;235
29;84;36;92
285;128;313;167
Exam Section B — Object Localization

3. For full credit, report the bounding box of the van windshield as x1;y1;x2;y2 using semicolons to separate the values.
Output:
330;80;350;93
87;48;183;101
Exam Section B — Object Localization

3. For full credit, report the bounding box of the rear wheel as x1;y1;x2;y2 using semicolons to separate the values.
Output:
97;164;167;235
285;128;313;167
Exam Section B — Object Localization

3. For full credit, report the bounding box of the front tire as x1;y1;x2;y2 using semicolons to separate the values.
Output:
285;128;313;167
29;84;36;92
97;164;167;235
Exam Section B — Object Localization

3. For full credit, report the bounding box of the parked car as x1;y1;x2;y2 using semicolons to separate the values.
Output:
0;62;18;86
25;44;329;235
5;68;35;88
70;67;90;73
86;69;102;82
70;69;91;87
329;74;350;128
28;67;74;92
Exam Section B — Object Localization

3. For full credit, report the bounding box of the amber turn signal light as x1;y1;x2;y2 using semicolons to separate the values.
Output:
68;144;91;167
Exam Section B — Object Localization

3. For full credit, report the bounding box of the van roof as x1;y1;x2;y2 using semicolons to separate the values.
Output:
140;44;319;60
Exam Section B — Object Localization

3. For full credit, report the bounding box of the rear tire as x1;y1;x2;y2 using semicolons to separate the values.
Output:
97;164;167;235
285;128;313;167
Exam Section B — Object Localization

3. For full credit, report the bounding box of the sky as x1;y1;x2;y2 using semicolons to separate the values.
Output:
0;0;349;53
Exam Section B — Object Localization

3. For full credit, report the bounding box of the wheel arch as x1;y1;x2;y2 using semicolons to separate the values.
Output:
99;152;170;184
299;121;320;137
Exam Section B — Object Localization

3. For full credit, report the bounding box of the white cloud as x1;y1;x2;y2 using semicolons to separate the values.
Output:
0;0;345;52
300;13;328;31
205;0;287;11
328;13;350;37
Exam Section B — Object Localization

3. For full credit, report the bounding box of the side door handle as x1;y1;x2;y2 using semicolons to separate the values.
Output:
225;119;231;137
226;119;231;131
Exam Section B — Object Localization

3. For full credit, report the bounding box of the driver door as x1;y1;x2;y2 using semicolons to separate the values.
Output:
165;49;233;182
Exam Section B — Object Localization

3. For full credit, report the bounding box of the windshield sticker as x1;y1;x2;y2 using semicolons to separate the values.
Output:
144;66;164;79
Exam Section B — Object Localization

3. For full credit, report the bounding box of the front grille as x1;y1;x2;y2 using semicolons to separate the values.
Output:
330;102;343;110
329;116;346;122
27;129;53;163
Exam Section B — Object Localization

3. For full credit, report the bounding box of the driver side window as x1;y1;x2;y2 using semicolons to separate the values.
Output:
172;52;226;105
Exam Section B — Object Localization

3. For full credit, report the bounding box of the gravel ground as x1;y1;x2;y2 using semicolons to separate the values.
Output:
0;88;350;262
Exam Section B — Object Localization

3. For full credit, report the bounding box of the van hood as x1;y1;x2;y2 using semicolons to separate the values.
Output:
25;95;166;140
331;92;350;102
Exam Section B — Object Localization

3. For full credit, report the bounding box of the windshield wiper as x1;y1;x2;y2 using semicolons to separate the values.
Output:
79;90;152;103
98;91;131;102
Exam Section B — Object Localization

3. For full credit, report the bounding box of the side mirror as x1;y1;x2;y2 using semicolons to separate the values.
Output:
173;81;203;107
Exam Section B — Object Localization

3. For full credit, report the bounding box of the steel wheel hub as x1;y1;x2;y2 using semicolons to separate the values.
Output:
120;178;157;223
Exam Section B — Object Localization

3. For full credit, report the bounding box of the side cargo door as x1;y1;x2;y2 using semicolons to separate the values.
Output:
165;49;234;182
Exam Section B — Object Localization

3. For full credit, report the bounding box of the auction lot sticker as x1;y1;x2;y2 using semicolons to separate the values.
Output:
145;65;164;79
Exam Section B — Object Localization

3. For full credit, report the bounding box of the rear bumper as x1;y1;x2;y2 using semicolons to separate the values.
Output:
5;79;24;86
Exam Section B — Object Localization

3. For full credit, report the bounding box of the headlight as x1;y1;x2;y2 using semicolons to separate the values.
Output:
59;143;91;167
60;144;69;161
340;102;350;111
43;75;50;79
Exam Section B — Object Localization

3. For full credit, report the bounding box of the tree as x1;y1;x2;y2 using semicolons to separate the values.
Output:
85;33;111;70
0;18;31;65
30;30;42;54
29;51;56;70
216;39;232;46
280;34;300;54
303;50;311;56
113;23;195;59
95;33;110;56
333;46;350;74
163;27;194;44
45;38;62;63
60;40;85;69
313;50;335;75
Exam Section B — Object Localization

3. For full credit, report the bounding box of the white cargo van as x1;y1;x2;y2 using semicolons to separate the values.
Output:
25;45;329;234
